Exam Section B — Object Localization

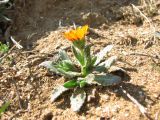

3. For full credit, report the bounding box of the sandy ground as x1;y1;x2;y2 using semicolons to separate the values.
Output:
0;0;160;120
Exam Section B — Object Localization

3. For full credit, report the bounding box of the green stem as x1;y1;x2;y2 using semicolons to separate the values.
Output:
80;49;86;76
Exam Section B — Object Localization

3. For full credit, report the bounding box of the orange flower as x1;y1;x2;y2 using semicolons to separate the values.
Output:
64;25;88;41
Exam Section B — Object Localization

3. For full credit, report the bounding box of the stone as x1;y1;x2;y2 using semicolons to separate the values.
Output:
41;109;53;120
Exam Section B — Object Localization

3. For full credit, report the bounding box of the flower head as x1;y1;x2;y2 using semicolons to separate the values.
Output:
64;25;88;42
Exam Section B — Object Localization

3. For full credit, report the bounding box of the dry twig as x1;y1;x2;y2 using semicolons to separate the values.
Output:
11;78;23;110
126;52;160;59
0;0;9;4
131;4;155;35
120;86;152;120
0;44;16;63
131;4;156;48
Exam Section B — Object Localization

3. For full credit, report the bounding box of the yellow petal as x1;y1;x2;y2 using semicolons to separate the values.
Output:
76;28;84;40
64;25;89;41
82;25;88;35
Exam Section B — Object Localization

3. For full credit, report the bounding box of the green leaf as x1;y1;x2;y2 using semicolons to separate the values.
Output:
70;89;86;112
84;45;91;58
79;80;87;88
59;50;71;61
94;74;121;86
60;60;77;72
78;74;96;85
91;56;97;66
81;45;93;76
64;80;78;88
50;85;69;102
39;61;59;73
73;39;85;50
93;56;117;73
0;42;9;53
56;68;81;78
72;46;84;66
0;101;10;116
40;60;80;78
84;74;96;84
94;45;113;66
93;65;106;72
99;56;117;69
84;45;92;67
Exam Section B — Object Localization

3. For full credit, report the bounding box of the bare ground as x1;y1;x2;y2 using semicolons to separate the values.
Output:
0;0;160;120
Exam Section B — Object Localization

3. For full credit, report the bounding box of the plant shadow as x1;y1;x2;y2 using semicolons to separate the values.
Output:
54;69;154;116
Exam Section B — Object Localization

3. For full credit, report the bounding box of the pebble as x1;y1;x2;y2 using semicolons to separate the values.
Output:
96;107;102;111
111;105;120;113
113;89;118;93
124;112;129;117
41;109;53;120
9;90;15;99
101;95;110;101
87;95;95;102
103;106;110;113
153;93;160;99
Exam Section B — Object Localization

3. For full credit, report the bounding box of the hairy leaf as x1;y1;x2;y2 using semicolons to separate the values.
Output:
40;60;80;78
56;68;81;78
83;74;96;84
84;45;92;70
39;61;59;73
99;56;117;69
95;74;121;86
73;39;85;50
93;65;106;72
94;45;113;66
78;74;96;85
50;85;69;102
56;60;77;72
70;89;86;112
91;56;97;66
72;46;84;66
59;50;71;61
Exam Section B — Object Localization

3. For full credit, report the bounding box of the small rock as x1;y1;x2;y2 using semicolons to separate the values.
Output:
87;88;97;102
124;112;129;117
52;117;57;120
111;105;120;113
80;116;86;120
153;93;160;99
113;89;118;93
9;91;15;99
96;107;102;111
41;110;53;120
145;98;154;105
103;106;109;113
101;95;110;101
87;95;95;102
27;102;32;112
